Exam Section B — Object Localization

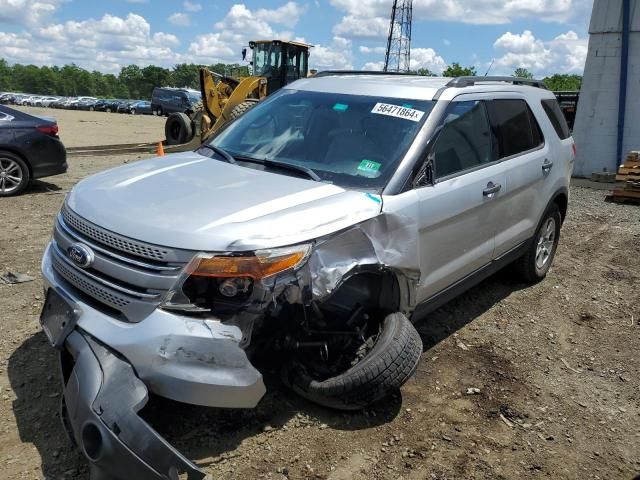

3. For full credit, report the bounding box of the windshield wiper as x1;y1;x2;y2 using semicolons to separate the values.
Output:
235;155;321;182
199;144;237;164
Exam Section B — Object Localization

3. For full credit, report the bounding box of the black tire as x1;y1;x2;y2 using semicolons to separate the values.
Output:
165;112;194;145
229;100;258;121
513;204;562;283
0;151;30;197
130;109;136;115
283;312;423;410
106;107;111;113
89;106;94;111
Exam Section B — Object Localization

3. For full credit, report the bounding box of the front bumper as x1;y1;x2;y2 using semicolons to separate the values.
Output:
60;330;208;480
42;243;266;409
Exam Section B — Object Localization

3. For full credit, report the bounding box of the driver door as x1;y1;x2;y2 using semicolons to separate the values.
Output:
414;99;506;301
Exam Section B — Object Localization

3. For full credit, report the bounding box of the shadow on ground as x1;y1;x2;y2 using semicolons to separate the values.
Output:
8;269;524;478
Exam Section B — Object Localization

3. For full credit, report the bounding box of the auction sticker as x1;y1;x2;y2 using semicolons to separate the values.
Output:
371;103;425;122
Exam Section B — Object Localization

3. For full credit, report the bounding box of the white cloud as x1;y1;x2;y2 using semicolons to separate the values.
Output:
410;47;447;73
333;15;388;38
0;0;61;27
492;29;588;75
168;12;191;27
362;61;384;71
183;1;202;12
329;0;584;44
3;13;182;72
307;36;353;70
359;45;386;54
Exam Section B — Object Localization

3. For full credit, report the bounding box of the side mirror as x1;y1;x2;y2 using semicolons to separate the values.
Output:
242;48;247;61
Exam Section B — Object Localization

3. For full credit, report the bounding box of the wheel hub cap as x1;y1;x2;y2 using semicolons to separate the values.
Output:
0;158;22;193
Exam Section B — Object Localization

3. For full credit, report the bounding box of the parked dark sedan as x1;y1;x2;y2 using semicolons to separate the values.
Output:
128;100;152;115
0;105;67;196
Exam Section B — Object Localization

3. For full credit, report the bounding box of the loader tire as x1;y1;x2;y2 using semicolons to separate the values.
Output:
165;112;193;145
229;100;258;121
282;312;423;411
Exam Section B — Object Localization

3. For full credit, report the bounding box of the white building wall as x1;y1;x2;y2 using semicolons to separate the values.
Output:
572;0;640;176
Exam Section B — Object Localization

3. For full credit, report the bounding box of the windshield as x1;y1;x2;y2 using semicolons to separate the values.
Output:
186;91;201;104
253;43;281;77
208;89;434;190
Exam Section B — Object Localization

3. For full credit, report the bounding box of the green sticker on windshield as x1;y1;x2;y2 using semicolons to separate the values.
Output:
333;103;349;112
357;159;381;177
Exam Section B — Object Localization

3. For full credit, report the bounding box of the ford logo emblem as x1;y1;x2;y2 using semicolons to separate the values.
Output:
67;243;94;269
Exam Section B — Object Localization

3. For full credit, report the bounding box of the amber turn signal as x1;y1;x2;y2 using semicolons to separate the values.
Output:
188;246;310;280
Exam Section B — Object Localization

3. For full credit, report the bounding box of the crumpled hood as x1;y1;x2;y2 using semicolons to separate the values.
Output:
67;151;383;251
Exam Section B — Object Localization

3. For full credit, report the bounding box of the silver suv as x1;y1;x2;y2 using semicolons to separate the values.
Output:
40;74;575;480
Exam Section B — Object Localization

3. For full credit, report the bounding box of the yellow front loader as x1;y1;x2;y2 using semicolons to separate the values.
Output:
164;40;312;146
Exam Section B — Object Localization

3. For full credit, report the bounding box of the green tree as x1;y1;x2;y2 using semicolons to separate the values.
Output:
542;74;582;91
171;63;201;89
0;59;13;90
409;67;437;77
442;62;477;77
119;65;144;98
513;67;534;79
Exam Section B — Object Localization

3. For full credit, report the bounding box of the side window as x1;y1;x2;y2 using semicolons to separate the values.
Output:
433;100;494;179
541;99;571;139
488;99;544;159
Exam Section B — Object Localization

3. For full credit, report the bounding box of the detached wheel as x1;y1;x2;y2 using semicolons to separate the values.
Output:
165;112;193;145
0;152;30;197
513;204;561;283
283;312;423;410
229;100;258;121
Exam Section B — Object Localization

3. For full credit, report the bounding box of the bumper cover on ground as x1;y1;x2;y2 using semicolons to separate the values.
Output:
61;330;208;480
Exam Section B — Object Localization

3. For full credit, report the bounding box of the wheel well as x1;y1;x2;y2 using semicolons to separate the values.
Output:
321;271;401;317
0;148;31;178
553;192;568;222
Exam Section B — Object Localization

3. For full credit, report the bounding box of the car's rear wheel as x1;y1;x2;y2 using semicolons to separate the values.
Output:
130;109;136;115
513;204;561;283
282;312;423;410
106;107;112;113
0;152;30;197
89;106;94;111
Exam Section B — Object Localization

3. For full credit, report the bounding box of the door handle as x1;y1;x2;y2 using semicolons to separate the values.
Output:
483;181;502;197
542;159;554;173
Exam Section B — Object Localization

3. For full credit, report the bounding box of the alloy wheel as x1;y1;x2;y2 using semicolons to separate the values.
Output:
535;217;556;270
0;158;23;194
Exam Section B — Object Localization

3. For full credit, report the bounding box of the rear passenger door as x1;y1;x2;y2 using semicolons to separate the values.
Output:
413;99;505;301
486;97;549;258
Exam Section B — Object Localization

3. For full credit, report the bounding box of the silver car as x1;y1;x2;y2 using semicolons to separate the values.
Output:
40;74;575;479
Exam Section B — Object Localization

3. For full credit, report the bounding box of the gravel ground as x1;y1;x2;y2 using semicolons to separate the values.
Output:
0;115;639;479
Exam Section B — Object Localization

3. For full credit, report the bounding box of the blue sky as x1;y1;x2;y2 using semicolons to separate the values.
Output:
0;0;593;76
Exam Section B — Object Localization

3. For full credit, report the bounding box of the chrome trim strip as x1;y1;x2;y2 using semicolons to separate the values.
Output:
51;242;162;300
57;214;182;273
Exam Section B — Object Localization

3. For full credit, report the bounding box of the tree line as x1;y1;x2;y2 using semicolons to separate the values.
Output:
0;58;582;99
411;64;582;91
0;59;249;99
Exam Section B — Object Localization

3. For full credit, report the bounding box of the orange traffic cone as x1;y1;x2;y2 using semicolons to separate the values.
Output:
156;141;165;156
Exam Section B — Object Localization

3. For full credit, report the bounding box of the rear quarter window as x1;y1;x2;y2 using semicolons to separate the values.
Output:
541;98;571;139
488;99;544;159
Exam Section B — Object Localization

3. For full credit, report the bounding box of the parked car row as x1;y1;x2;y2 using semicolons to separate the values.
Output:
0;93;153;115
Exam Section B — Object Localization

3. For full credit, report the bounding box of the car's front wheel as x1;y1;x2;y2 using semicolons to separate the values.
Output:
513;204;562;283
282;312;423;410
0;152;30;197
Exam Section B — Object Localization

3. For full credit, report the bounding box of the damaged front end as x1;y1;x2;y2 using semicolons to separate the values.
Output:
41;193;424;478
59;330;208;480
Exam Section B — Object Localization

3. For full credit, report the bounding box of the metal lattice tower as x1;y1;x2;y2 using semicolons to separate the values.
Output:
383;0;412;72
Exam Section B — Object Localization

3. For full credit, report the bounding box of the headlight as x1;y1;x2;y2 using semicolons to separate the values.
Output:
162;244;311;313
186;245;311;280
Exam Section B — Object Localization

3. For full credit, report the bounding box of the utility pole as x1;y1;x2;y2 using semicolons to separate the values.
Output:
383;0;413;72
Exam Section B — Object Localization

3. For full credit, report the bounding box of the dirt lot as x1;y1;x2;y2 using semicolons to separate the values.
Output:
0;111;639;479
13;105;166;146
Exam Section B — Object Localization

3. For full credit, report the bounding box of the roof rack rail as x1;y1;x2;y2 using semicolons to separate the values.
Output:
446;76;548;89
314;70;415;77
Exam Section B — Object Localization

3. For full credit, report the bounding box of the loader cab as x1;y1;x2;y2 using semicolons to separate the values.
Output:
249;40;311;94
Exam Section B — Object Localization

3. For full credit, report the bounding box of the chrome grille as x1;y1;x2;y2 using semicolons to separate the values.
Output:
61;205;169;261
52;253;131;309
51;206;191;322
